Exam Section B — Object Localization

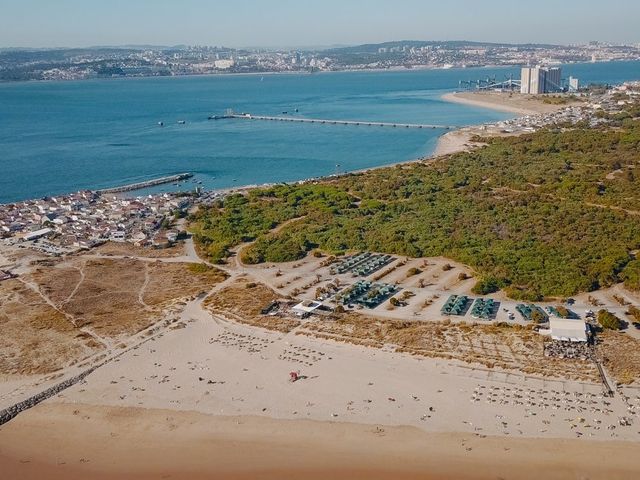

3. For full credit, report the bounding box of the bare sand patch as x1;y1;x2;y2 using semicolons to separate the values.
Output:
143;262;227;306
91;240;186;258
204;279;300;332
599;331;640;385
0;279;100;376
299;313;598;382
0;257;227;378
29;258;226;337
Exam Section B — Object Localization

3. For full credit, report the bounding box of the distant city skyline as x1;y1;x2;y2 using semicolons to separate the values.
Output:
1;0;640;49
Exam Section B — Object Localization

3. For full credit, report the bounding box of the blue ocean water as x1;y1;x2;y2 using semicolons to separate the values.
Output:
1;61;639;203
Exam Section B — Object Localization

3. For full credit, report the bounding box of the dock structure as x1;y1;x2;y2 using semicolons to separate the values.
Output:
97;173;193;194
226;114;456;130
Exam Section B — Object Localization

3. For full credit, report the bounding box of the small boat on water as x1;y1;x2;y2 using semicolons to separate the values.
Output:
158;121;164;127
177;120;186;124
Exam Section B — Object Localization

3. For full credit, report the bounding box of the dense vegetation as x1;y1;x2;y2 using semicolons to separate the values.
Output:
622;260;640;291
598;310;624;330
627;305;640;324
542;95;579;105
191;120;640;300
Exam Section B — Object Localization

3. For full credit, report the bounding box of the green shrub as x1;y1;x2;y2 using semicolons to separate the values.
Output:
627;305;640;322
598;309;623;330
503;286;543;302
622;260;640;291
472;277;501;295
531;309;547;324
407;267;422;277
187;263;212;274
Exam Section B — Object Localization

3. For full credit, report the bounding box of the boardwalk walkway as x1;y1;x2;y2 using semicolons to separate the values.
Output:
230;114;456;130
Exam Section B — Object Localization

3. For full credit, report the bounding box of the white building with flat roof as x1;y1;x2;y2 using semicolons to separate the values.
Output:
549;317;588;342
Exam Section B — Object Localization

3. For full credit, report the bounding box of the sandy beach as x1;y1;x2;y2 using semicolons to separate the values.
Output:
430;127;480;157
2;402;640;480
430;91;576;158
441;91;569;116
2;291;639;478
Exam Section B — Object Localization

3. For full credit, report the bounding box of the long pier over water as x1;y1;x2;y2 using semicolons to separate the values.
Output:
227;114;455;130
97;173;193;194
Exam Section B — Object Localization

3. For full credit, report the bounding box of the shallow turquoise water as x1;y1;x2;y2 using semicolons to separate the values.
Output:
1;61;638;203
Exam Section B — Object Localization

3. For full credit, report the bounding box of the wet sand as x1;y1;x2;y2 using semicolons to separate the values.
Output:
1;402;640;480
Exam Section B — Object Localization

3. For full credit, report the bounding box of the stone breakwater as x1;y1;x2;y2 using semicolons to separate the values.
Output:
96;173;193;194
0;366;98;426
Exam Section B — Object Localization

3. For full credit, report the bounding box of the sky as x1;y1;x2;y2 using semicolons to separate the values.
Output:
1;0;639;49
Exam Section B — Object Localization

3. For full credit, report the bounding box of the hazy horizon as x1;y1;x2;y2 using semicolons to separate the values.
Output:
1;0;639;49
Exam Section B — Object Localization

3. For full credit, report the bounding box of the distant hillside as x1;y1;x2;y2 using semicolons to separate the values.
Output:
324;40;560;54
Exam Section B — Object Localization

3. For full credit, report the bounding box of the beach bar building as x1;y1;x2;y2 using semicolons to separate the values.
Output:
292;300;323;318
549;317;588;343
